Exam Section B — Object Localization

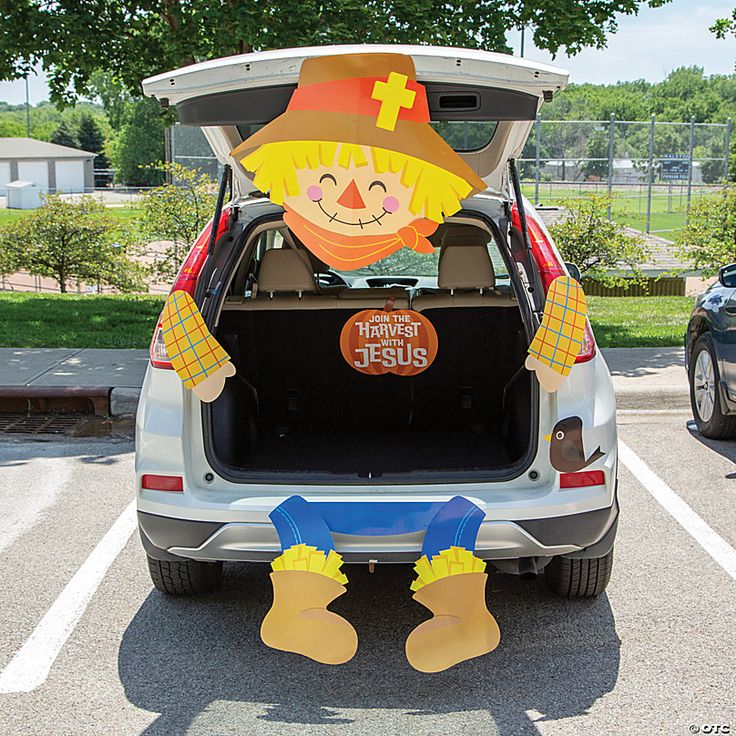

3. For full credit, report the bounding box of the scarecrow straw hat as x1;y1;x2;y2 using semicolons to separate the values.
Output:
231;52;487;194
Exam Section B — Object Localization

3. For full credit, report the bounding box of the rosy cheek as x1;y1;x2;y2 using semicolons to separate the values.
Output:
382;195;400;213
307;185;323;202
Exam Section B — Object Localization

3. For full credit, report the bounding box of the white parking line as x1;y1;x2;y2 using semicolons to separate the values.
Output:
619;440;736;581
0;500;136;694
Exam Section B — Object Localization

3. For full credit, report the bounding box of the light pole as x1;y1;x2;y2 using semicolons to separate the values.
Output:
25;75;31;137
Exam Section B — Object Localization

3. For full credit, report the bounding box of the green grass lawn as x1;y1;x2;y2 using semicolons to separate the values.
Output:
0;206;141;226
588;295;693;348
0;292;165;349
521;183;714;236
0;292;694;350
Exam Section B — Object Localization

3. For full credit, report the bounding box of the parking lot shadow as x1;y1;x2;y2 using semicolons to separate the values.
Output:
119;562;621;735
686;420;736;474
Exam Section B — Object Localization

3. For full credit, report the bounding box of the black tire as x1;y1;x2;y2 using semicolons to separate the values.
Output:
544;549;613;598
147;554;223;595
689;333;736;439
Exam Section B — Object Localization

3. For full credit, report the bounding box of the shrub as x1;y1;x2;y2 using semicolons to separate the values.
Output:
676;184;736;276
137;162;217;281
549;193;651;287
3;195;146;292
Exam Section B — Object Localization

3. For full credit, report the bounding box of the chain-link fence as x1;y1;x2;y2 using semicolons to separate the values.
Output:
519;116;732;236
170;116;733;238
169;124;223;181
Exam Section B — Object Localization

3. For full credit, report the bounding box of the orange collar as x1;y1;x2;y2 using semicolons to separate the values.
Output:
283;206;436;271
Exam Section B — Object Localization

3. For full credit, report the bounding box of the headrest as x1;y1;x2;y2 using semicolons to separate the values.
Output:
286;231;331;273
441;224;490;248
258;249;317;294
438;245;495;290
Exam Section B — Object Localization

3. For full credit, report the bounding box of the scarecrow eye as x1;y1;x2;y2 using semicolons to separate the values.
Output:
555;430;565;440
319;173;337;186
368;180;387;192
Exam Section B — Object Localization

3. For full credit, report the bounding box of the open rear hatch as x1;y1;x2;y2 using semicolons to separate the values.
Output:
143;44;568;195
142;46;568;483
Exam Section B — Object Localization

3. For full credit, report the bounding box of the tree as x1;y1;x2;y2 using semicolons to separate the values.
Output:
0;225;23;286
3;195;146;292
77;114;108;167
711;8;736;39
0;1;671;104
676;184;736;276
108;98;166;187
86;71;134;130
137;162;217;281
548;193;651;286
50;120;79;149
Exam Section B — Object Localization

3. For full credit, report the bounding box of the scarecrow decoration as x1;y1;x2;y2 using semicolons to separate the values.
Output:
231;53;487;270
526;275;588;393
260;494;500;672
229;52;499;672
160;290;236;403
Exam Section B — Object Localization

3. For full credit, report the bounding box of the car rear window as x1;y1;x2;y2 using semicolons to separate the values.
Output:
336;239;509;282
430;121;498;152
236;120;498;154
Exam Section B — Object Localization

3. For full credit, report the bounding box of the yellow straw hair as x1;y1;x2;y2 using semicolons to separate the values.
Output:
410;546;486;592
271;543;348;585
241;141;473;223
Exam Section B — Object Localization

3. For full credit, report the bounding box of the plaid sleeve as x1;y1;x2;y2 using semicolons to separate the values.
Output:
528;276;587;377
161;291;230;390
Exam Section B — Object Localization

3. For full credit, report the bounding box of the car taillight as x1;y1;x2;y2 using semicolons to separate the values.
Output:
510;202;596;364
149;208;231;370
576;321;597;364
149;322;171;369
141;474;184;492
171;207;231;296
559;470;605;489
510;203;565;291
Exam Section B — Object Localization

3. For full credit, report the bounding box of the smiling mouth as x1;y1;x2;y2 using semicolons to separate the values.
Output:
316;200;390;228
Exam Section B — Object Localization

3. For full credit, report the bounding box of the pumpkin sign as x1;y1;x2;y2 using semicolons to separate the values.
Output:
340;308;438;376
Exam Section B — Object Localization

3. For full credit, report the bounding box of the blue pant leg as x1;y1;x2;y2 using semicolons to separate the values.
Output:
421;496;485;559
269;495;336;554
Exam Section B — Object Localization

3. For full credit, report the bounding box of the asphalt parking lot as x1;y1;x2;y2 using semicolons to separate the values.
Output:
0;411;734;736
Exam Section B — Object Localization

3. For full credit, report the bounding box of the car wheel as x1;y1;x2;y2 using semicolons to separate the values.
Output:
147;554;223;595
689;333;736;439
544;549;613;598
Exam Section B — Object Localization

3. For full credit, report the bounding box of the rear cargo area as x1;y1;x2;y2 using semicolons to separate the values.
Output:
210;300;532;479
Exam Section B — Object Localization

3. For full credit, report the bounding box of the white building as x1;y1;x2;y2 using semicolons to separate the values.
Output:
0;138;95;196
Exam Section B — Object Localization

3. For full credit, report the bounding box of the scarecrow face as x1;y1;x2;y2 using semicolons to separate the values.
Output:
283;146;416;238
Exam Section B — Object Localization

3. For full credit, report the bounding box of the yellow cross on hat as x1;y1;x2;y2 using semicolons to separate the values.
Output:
371;72;416;132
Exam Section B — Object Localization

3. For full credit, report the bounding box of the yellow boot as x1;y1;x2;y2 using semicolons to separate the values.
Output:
260;545;357;665
406;548;500;673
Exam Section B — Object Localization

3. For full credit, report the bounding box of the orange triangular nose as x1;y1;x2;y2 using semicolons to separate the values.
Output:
336;179;366;210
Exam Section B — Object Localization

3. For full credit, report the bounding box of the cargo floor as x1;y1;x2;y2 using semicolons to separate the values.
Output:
239;428;512;476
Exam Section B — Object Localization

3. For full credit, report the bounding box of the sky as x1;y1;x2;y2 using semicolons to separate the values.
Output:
521;0;735;84
0;0;734;105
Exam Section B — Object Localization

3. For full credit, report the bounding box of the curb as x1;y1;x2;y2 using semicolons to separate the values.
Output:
0;385;112;416
110;387;141;418
614;387;689;411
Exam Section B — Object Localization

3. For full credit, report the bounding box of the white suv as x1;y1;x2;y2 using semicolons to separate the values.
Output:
136;45;618;599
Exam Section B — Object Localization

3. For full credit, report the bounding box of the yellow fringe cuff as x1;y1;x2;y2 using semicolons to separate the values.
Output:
271;543;348;585
410;546;486;592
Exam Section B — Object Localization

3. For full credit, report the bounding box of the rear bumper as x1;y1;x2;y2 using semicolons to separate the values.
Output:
138;491;618;564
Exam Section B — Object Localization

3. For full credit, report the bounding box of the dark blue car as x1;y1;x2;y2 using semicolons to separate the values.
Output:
686;263;736;438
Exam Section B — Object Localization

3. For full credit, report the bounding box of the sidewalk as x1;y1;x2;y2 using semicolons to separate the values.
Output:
0;346;689;416
0;348;148;416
